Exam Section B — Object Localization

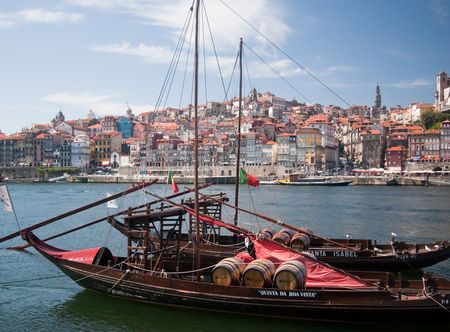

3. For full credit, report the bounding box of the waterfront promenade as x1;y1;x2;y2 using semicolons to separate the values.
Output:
2;164;450;185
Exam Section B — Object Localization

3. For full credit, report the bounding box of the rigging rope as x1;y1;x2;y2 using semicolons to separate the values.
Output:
154;4;194;112
218;0;352;107
178;17;195;111
243;42;312;104
0;292;40;306
243;47;254;99
202;0;229;101
0;274;66;286
201;5;208;105
162;17;193;110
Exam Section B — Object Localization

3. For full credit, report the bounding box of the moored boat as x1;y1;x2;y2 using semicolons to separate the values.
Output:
276;178;353;186
276;174;352;186
22;221;450;323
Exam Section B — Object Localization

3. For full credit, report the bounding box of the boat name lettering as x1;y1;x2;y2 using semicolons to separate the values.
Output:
333;251;356;257
442;299;449;305
306;250;327;257
398;254;416;259
257;290;317;298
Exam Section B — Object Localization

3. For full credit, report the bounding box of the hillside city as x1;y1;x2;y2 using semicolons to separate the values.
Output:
1;71;450;181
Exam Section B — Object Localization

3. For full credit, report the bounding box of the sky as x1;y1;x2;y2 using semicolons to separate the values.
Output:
0;0;449;134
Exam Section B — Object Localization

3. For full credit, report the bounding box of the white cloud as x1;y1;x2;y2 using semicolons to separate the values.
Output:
248;59;304;78
44;92;151;116
380;48;416;62
0;8;84;28
92;42;173;63
66;0;291;50
387;79;431;89
321;65;357;76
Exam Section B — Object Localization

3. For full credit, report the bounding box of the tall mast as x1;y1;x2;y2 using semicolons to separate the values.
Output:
233;38;243;226
193;0;201;277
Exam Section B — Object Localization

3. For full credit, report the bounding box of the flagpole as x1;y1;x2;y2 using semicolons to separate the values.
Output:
2;184;21;233
233;38;243;227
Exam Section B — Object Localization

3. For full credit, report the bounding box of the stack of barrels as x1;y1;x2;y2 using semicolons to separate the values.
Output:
212;257;308;290
260;227;313;250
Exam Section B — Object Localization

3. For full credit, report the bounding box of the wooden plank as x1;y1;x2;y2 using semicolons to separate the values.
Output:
1;180;157;244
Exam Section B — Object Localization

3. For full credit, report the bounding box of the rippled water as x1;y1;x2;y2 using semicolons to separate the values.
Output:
1;183;449;331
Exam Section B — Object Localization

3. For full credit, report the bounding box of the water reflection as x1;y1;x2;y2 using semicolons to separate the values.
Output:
55;290;449;332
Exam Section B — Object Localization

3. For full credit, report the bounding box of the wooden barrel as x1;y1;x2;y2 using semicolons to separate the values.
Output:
212;257;245;286
298;227;314;235
258;228;276;240
290;233;311;250
274;260;308;290
242;259;276;288
272;229;295;246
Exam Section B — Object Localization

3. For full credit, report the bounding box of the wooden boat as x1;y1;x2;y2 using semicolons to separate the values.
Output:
106;194;450;272
176;233;450;272
22;212;450;324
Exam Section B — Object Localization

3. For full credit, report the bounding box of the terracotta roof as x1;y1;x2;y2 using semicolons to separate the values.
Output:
361;129;381;135
409;130;425;135
387;146;406;152
89;124;102;129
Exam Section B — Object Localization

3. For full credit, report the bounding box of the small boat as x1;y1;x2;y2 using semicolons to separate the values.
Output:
276;174;352;186
276;178;352;186
259;180;279;185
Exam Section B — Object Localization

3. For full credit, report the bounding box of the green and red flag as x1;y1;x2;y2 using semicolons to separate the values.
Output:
239;168;259;187
167;170;179;193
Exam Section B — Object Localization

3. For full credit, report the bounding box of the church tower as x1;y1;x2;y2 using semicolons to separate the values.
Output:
374;83;381;109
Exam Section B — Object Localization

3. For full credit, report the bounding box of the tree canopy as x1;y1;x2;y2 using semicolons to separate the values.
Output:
421;110;450;130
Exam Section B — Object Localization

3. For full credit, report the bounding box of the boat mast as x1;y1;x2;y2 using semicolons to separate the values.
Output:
233;38;243;226
194;0;201;277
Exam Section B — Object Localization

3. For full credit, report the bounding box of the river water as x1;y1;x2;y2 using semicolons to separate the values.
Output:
0;183;449;331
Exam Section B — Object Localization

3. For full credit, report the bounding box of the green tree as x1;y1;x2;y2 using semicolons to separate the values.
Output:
438;112;450;122
421;110;438;130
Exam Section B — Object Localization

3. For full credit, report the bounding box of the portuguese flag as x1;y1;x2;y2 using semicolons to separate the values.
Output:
239;168;259;188
167;170;179;193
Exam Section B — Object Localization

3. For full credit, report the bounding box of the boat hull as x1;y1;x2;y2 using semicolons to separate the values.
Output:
277;180;352;186
301;246;450;271
26;231;449;324
50;257;450;323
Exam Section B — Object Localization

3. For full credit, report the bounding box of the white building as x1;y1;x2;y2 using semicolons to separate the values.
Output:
71;135;90;169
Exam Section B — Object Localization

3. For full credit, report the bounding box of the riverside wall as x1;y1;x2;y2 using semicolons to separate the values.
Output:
2;165;450;186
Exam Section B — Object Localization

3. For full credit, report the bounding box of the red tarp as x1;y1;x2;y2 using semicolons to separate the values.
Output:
184;209;370;288
252;238;370;289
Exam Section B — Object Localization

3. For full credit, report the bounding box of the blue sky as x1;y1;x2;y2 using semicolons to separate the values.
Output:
0;0;449;134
